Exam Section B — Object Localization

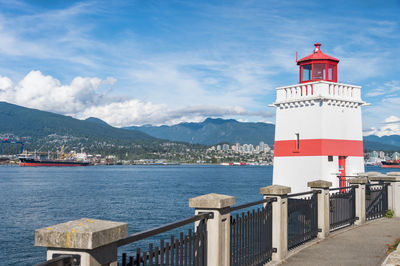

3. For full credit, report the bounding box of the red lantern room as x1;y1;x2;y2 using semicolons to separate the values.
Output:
297;42;339;83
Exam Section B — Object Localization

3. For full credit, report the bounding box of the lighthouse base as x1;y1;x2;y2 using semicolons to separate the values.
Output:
273;156;364;192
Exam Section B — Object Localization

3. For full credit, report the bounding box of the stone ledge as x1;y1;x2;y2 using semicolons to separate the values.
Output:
369;176;397;182
35;218;128;250
260;185;291;195
307;180;332;189
348;177;368;184
357;172;382;177
189;193;235;209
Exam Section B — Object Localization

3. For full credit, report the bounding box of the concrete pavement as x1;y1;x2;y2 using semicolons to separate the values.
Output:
277;218;400;266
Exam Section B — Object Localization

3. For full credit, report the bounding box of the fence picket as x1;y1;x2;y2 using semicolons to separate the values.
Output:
229;202;273;265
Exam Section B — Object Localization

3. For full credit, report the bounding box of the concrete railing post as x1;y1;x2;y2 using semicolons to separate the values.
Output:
35;218;128;266
387;173;400;217
189;193;235;266
348;177;368;225
260;185;291;262
307;180;332;238
369;172;400;218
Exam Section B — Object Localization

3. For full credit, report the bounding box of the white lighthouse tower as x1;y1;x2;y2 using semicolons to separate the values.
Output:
272;43;366;192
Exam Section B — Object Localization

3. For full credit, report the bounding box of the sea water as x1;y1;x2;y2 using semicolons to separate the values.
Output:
0;165;387;265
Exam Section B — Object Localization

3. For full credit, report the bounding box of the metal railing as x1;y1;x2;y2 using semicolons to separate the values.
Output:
230;197;276;266
34;255;79;266
287;191;319;250
118;212;213;266
366;183;388;220
336;175;358;189
329;186;357;231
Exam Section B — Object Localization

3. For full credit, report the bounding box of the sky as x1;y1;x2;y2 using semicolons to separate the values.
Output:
0;0;399;136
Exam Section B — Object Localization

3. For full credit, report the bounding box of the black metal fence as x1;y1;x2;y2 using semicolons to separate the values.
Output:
230;197;275;266
287;191;319;250
329;186;356;231
34;255;79;266
366;183;388;220
118;212;212;266
337;175;362;189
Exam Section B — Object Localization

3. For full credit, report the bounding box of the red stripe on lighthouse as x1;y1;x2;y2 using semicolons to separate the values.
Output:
274;139;364;157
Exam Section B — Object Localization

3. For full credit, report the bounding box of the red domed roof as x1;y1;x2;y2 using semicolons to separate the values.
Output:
297;43;339;65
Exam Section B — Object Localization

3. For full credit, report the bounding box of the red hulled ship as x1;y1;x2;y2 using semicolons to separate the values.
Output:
19;156;89;166
381;160;400;168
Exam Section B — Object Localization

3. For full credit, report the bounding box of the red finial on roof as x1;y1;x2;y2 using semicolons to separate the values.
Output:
297;42;339;65
297;42;340;83
314;42;321;53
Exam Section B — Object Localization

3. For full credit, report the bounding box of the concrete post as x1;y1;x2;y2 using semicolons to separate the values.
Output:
307;180;332;239
189;193;235;266
260;185;291;262
348;177;368;225
370;172;400;218
387;173;400;217
35;218;128;266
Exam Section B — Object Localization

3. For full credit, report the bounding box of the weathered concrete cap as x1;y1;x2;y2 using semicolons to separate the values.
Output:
369;176;400;182
307;180;332;189
35;218;128;250
260;185;291;195
189;193;235;209
387;172;400;176
347;177;368;184
364;171;385;177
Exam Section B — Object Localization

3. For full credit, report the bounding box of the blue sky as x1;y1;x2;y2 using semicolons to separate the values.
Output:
0;0;399;135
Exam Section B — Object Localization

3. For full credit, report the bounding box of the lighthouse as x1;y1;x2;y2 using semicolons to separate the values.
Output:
272;43;366;192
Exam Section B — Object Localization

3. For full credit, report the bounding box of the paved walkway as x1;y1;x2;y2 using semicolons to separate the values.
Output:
279;218;400;266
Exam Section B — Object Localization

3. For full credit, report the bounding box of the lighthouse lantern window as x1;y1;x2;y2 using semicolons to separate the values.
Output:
328;64;336;81
312;63;326;80
328;64;333;80
298;43;339;83
302;64;312;81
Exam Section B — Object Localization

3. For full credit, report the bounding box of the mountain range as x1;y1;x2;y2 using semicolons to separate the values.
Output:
0;102;178;158
125;118;275;146
1;101;400;153
127;119;400;151
0;101;155;142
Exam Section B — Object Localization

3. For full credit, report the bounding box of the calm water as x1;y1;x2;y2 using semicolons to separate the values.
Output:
0;165;389;265
0;165;277;265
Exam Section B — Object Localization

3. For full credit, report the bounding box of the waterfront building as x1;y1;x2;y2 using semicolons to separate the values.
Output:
264;144;271;153
272;43;366;192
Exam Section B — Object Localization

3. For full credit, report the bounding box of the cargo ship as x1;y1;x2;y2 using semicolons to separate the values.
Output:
381;160;400;168
18;145;90;167
19;156;90;166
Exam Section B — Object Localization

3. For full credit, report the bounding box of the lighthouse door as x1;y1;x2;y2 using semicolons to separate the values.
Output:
339;156;346;188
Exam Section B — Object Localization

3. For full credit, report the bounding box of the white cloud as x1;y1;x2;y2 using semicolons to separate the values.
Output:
0;70;272;127
1;70;116;114
364;116;400;137
0;76;13;91
365;80;400;97
123;56;274;111
0;1;399;132
79;103;273;127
